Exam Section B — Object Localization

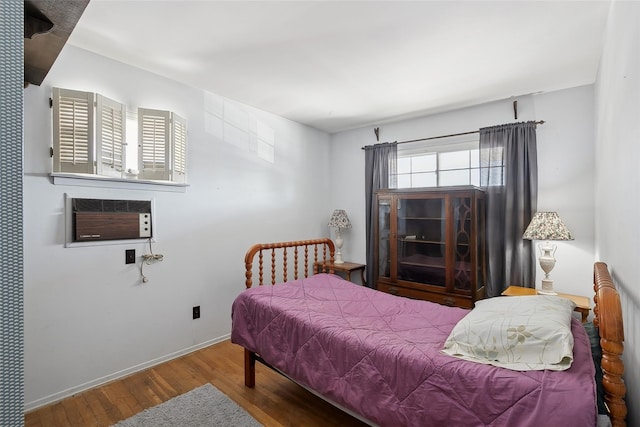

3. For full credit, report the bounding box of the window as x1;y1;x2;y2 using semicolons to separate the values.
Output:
52;87;187;183
172;115;187;183
137;108;187;183
53;88;95;174
96;94;126;178
480;144;505;187
395;139;482;188
137;108;169;180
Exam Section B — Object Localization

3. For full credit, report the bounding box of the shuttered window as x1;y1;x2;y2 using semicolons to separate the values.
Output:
171;114;187;183
52;87;187;183
96;94;126;177
138;108;171;180
138;108;187;182
53;88;95;174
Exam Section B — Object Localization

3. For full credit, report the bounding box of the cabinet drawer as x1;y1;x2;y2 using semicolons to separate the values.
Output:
377;282;474;309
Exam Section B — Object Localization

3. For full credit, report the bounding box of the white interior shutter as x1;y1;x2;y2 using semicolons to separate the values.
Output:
138;108;170;180
171;113;187;183
53;88;95;174
96;94;126;178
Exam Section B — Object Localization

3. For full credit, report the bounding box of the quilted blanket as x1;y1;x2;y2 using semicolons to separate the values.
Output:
231;274;596;427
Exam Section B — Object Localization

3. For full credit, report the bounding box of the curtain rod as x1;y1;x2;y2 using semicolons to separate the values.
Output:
361;120;545;150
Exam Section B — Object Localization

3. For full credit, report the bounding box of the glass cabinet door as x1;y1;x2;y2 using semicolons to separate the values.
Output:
452;196;472;291
396;197;446;287
377;198;392;279
476;196;486;289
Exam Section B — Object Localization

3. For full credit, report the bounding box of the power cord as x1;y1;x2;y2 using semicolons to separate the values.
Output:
140;238;164;283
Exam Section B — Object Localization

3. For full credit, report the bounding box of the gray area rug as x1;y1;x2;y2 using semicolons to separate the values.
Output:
112;383;262;427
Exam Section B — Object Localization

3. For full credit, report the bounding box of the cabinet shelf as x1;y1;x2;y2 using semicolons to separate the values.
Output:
400;238;443;245
400;217;444;220
398;260;446;269
400;238;471;247
399;217;471;221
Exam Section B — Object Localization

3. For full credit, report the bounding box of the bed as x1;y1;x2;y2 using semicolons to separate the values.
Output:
231;238;627;427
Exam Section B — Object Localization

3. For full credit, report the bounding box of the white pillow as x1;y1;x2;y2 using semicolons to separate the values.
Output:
442;295;577;371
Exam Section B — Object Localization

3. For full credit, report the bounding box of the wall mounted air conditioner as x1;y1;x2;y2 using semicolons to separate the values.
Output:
65;196;154;246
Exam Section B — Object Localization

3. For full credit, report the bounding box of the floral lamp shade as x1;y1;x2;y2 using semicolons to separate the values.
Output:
522;212;574;241
328;209;351;264
328;209;352;229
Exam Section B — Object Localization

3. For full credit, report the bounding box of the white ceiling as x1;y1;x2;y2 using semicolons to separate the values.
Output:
68;0;611;134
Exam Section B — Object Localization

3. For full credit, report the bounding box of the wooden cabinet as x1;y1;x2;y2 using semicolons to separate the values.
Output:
374;186;486;308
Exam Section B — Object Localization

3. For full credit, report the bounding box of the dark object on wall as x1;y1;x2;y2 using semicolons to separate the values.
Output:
72;198;152;242
125;249;136;264
24;0;90;86
24;1;54;39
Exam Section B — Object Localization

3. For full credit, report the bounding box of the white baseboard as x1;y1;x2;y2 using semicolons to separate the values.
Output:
24;333;231;412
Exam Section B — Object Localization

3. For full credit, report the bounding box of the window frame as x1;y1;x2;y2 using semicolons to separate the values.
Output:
395;138;482;189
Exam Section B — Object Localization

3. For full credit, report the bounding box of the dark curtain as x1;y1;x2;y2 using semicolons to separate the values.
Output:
480;122;537;297
364;142;397;287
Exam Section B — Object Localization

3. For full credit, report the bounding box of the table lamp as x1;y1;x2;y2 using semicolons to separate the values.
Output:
522;212;574;295
328;209;352;264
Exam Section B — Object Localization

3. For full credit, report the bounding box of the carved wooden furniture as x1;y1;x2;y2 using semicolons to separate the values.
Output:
593;262;627;427
243;238;335;289
375;186;486;308
241;238;334;389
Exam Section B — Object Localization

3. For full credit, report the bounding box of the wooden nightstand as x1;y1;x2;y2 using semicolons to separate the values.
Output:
501;286;591;323
315;261;366;286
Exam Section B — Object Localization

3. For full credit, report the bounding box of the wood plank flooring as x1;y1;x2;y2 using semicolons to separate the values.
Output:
24;339;369;427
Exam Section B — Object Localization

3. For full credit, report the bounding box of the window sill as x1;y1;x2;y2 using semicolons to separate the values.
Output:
50;173;189;192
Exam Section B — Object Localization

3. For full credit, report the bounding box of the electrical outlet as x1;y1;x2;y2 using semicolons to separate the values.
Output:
193;306;200;319
125;249;135;264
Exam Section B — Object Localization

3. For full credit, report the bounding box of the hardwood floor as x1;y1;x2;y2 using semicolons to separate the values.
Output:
24;340;369;427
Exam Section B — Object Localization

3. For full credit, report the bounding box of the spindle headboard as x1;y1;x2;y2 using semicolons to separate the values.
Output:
244;238;335;288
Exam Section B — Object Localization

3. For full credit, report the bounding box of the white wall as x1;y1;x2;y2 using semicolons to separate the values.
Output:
330;85;595;298
594;1;640;425
23;45;332;409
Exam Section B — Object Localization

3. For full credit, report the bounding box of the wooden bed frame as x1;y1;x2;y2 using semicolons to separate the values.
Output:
244;238;335;289
593;262;627;427
243;239;335;388
241;240;627;426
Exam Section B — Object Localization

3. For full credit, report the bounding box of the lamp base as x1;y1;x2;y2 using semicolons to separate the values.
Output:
334;229;345;264
537;279;557;295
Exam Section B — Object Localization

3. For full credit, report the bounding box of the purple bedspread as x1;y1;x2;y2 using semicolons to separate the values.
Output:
231;274;596;427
